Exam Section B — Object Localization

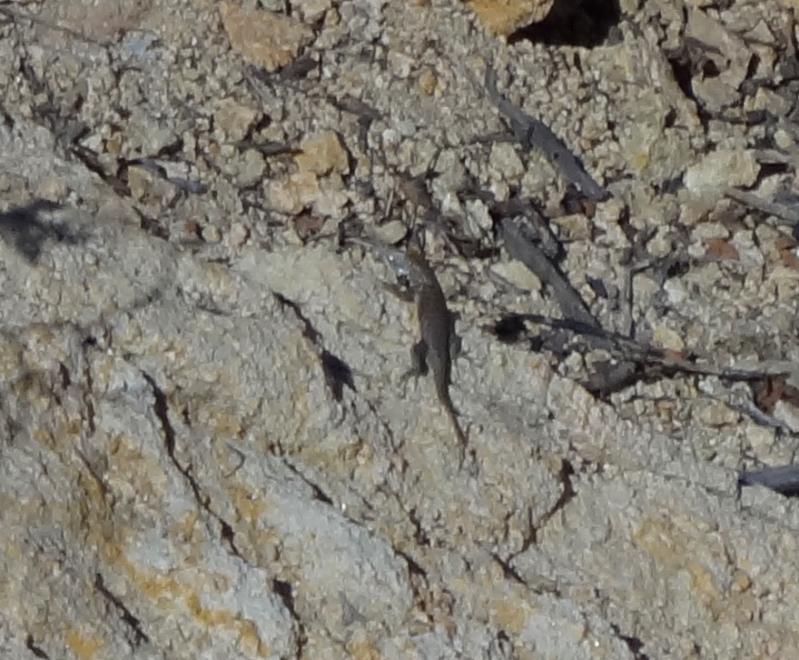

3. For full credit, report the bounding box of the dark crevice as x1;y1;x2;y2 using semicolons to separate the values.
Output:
69;144;131;196
508;0;621;48
94;573;149;648
666;56;697;109
75;448;112;501
513;459;576;554
282;459;334;505
408;507;430;547
141;371;175;456
273;578;297;614
131;205;169;241
272;579;307;656
58;362;71;389
491;552;527;586
141;370;243;559
611;623;650;660
394;547;428;580
25;635;49;659
80;344;97;435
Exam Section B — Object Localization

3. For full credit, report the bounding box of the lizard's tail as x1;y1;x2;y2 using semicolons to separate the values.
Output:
443;398;467;447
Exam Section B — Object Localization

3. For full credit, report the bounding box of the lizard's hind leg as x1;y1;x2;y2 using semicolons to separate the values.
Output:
399;340;428;396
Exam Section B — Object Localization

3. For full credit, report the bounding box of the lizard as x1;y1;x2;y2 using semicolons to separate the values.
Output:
349;236;468;463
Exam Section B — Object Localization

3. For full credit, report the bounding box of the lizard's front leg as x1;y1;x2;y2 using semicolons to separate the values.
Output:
399;339;428;396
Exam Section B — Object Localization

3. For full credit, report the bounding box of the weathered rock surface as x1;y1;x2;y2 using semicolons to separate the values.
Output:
2;0;799;658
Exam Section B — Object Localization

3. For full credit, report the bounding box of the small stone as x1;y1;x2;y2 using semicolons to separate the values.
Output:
773;400;799;433
684;149;759;197
227;222;250;249
692;222;729;240
35;177;68;202
136;121;178;156
685;9;751;109
652;325;685;352
312;175;349;217
127;165;176;207
551;213;591;241
220;2;314;72
491;260;542;292
237;149;266;188
703;238;739;261
749;88;793;117
372;220;408;245
387;51;414;79
634;273;659;306
647;227;675;259
748;425;776;460
105;132;123;156
297;0;331;22
768;265;799;301
489;142;525;181
466;199;493;233
267;171;320;215
664;279;688;305
695;399;739;427
467;0;554;36
214;98;260;142
731;570;751;593
202;224;222;243
679;197;713;226
418;68;438;96
295;131;350;176
774;128;794;150
292;213;327;241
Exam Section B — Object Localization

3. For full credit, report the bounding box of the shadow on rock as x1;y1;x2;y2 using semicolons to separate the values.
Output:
0;200;87;262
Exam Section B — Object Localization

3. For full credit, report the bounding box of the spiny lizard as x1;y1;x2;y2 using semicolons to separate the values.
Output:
351;237;468;461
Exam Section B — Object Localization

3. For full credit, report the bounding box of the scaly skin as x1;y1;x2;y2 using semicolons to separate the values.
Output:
405;249;466;450
351;238;467;457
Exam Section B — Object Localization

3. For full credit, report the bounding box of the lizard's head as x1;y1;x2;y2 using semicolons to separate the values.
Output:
403;246;432;287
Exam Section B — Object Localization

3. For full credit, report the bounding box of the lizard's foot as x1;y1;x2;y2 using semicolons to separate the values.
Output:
450;333;477;368
398;339;438;397
398;368;418;397
409;340;429;377
399;341;427;396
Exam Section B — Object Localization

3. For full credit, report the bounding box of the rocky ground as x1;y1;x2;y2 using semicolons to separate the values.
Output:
2;0;799;658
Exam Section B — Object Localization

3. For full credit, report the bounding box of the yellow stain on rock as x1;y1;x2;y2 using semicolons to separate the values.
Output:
237;618;271;658
186;594;269;657
210;410;244;438
347;638;382;660
490;597;531;634
634;515;723;619
65;627;105;660
104;549;270;657
630;148;650;173
467;0;554;36
231;486;267;525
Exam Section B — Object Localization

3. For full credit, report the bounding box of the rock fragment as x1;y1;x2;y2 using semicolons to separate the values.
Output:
295;131;350;176
220;1;314;72
684;149;759;198
466;0;554;36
